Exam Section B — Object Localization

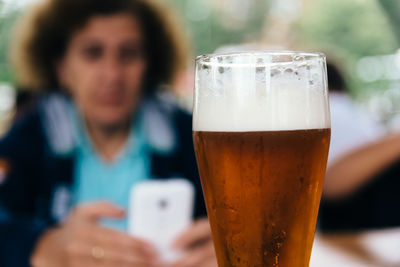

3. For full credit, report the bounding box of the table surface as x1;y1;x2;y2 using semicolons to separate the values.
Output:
310;228;400;267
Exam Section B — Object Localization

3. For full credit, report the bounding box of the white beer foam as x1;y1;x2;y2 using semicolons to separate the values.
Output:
193;55;330;132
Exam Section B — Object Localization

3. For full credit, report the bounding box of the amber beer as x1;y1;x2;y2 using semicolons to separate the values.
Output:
193;51;330;267
193;129;330;266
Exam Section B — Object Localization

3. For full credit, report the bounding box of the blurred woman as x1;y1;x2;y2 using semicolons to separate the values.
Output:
0;0;216;266
319;62;400;232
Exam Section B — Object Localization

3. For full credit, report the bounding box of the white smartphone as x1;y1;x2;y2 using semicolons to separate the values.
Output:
128;179;195;262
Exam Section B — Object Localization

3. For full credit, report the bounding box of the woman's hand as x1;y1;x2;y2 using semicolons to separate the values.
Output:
31;202;160;267
170;218;217;267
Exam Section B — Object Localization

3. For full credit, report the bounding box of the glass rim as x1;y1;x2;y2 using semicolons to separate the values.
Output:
196;50;326;66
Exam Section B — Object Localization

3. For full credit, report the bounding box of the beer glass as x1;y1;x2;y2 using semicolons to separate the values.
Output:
193;51;330;267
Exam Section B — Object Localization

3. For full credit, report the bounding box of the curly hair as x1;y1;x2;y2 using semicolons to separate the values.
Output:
11;0;189;93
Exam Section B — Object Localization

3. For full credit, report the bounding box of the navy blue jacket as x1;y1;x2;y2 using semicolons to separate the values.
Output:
319;161;400;232
0;93;206;267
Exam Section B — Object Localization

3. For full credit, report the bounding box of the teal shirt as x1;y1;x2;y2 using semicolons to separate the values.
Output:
70;107;150;232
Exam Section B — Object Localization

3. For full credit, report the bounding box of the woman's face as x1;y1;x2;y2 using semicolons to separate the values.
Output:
57;13;147;129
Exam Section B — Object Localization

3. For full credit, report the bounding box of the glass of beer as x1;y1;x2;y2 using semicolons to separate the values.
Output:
193;51;330;267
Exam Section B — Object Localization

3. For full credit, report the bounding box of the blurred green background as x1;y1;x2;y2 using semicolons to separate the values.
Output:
1;0;400;128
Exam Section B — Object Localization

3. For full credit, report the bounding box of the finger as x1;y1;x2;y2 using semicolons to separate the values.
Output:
92;225;159;259
173;218;212;249
65;241;98;267
84;244;157;267
65;228;158;267
170;240;215;267
198;257;218;267
69;249;153;267
72;201;125;222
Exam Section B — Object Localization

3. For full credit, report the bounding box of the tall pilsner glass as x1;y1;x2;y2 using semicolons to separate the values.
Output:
193;51;330;267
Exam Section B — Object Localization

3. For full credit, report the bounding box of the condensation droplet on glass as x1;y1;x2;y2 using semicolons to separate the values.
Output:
271;69;281;77
293;55;304;61
284;68;293;73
